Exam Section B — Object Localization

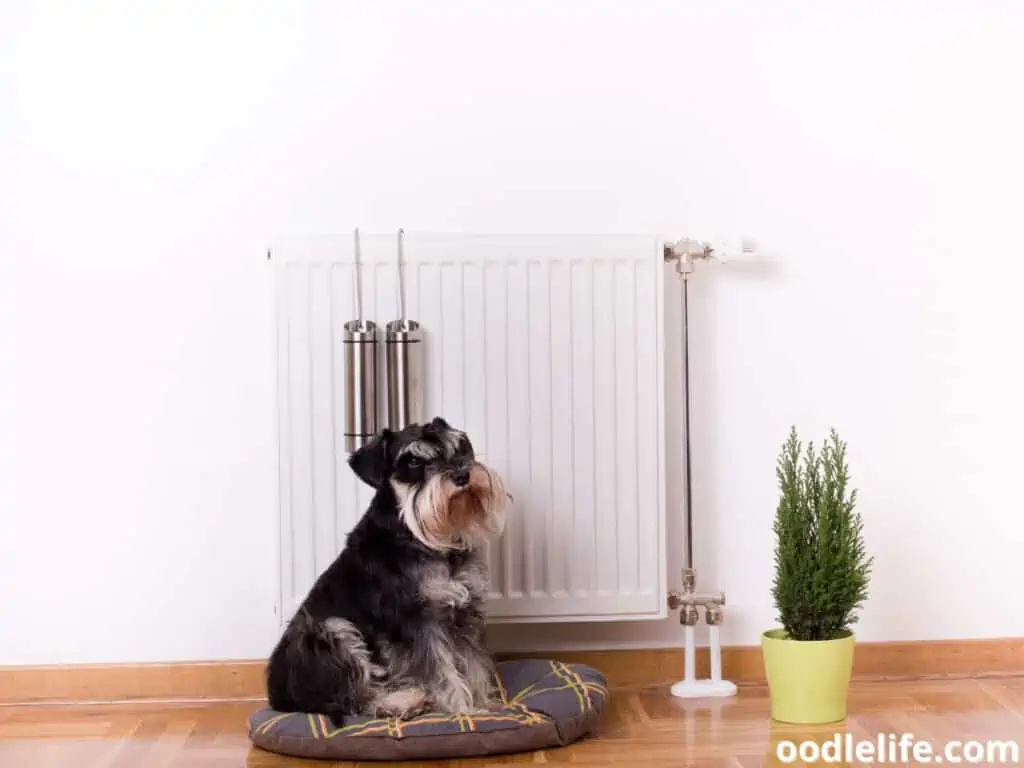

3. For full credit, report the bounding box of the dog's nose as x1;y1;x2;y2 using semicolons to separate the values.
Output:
451;469;470;486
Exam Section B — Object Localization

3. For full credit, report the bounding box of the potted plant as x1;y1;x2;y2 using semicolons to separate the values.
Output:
762;427;873;724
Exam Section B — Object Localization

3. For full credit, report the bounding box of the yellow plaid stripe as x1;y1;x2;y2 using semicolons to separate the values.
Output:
510;681;539;703
508;662;604;714
263;710;549;740
561;660;595;709
512;681;608;704
548;660;586;712
254;712;292;735
495;672;509;705
310;710;542;739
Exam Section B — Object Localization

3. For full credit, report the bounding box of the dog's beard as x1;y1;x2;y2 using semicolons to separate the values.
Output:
393;463;508;551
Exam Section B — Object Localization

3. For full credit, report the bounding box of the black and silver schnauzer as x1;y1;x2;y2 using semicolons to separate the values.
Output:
265;417;510;721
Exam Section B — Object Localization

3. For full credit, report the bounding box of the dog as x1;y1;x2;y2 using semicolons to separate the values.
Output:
265;417;510;722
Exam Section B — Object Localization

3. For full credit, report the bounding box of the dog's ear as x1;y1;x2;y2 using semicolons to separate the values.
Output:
348;429;393;489
430;416;450;430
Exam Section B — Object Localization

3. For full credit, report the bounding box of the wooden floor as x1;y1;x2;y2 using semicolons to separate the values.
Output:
2;677;1023;767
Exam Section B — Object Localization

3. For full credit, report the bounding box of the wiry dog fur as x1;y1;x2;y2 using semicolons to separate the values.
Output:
265;417;510;721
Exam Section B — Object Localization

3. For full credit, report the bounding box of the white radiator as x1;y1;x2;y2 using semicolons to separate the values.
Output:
273;234;667;624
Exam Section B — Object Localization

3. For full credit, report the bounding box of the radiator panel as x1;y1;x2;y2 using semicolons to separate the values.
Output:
274;235;666;623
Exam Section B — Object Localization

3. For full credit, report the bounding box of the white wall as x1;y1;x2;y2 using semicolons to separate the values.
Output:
2;0;1023;665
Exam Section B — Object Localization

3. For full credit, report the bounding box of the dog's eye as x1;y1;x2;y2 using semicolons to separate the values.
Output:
407;457;422;469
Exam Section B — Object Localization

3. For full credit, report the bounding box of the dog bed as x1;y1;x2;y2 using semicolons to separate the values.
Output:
247;658;607;761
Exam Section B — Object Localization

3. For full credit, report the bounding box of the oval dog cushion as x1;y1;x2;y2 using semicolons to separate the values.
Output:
248;659;608;762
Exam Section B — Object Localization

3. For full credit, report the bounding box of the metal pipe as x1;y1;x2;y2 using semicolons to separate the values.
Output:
385;228;424;430
664;239;706;579
343;228;380;452
681;275;694;571
668;590;725;609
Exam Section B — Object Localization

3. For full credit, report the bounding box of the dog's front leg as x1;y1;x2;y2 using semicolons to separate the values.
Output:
432;641;498;714
463;651;500;711
409;625;478;715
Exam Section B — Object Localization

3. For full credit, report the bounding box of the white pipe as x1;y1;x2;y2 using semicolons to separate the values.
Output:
709;625;722;682
670;613;738;699
684;626;695;682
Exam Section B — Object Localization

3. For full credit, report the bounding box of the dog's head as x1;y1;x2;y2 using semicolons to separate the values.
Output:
348;417;510;551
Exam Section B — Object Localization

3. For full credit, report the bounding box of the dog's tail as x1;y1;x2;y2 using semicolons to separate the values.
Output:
265;609;376;720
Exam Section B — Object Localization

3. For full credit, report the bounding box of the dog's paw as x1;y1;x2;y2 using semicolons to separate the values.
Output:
471;694;503;713
446;582;472;607
373;688;430;720
398;701;431;719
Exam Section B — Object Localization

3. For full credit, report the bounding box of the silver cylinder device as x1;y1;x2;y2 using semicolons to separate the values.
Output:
385;229;424;430
343;228;380;452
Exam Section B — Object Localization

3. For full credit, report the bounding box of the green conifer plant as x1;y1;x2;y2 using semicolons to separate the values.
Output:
771;427;873;642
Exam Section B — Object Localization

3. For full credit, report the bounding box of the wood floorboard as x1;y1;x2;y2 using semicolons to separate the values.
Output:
2;678;1023;766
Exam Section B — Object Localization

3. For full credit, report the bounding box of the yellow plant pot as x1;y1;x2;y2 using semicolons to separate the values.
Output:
761;629;855;724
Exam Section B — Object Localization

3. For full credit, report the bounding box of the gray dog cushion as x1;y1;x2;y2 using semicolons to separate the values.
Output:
248;659;608;761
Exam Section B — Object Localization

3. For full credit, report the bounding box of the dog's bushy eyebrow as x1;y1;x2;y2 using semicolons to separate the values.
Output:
402;440;439;460
394;423;472;464
437;429;465;457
